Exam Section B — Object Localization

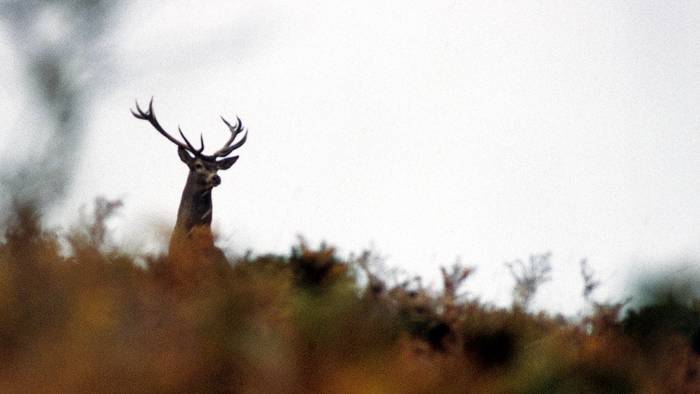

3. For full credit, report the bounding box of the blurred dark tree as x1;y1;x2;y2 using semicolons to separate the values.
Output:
0;0;118;214
623;278;700;352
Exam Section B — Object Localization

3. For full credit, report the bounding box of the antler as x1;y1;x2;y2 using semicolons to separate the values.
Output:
131;98;204;154
212;116;247;158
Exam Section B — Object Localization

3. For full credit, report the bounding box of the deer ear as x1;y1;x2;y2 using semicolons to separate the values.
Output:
178;147;194;166
217;156;239;170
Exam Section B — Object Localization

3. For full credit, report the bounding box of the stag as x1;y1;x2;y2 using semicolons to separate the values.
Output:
131;98;247;261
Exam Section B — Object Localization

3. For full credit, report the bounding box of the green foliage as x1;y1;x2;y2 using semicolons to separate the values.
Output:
0;201;698;392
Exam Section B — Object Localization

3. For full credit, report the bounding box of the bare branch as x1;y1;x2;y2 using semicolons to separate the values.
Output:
506;252;552;309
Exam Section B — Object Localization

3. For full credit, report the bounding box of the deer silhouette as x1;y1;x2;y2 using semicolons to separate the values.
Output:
131;98;247;265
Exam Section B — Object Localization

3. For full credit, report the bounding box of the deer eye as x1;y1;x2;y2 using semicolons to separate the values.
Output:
194;163;204;171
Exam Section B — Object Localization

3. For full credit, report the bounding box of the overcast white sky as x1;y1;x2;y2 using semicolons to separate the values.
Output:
3;1;700;314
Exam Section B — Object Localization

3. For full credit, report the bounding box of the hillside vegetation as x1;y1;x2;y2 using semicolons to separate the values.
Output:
0;199;699;393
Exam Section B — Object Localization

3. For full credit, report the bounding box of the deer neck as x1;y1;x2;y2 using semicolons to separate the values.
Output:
174;171;214;235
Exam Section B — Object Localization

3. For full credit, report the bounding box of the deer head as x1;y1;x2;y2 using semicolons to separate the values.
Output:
131;98;247;192
131;98;248;240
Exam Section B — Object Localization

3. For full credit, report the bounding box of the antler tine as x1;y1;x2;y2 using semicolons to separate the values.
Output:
130;98;148;119
131;98;196;153
213;116;247;157
178;126;204;154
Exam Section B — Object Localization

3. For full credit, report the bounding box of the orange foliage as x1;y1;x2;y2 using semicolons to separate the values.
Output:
0;201;698;392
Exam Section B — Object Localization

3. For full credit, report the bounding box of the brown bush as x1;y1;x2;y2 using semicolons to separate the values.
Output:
0;201;698;392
